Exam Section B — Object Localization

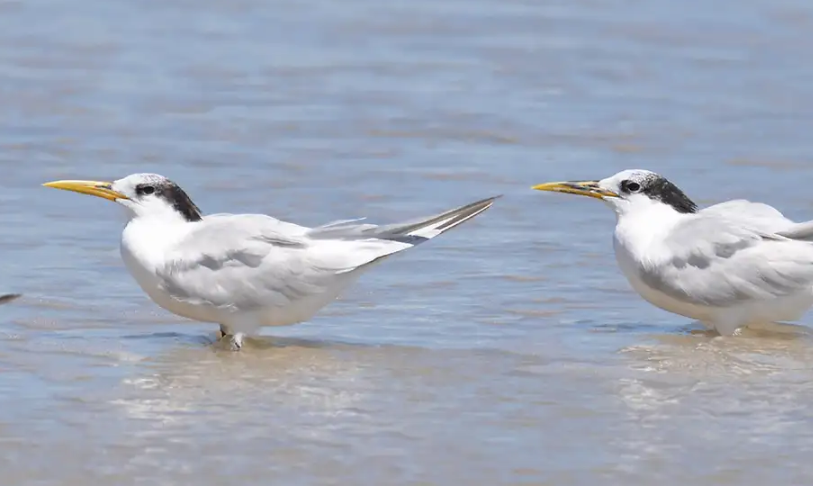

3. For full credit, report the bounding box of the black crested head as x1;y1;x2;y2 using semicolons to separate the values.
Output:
619;172;697;214
134;176;203;222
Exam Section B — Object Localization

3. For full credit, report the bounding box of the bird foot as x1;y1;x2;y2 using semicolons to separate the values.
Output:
215;326;244;351
227;333;244;351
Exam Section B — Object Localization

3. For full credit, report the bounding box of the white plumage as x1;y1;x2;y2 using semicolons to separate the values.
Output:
535;169;813;336
45;173;499;349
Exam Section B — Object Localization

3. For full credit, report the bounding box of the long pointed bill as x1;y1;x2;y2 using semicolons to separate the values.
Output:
42;180;128;201
531;180;619;200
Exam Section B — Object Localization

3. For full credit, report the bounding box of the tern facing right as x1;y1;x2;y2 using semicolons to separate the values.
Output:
534;169;813;336
44;173;498;350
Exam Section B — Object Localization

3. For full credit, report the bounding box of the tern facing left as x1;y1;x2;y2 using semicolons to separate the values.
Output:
44;174;499;350
534;169;813;336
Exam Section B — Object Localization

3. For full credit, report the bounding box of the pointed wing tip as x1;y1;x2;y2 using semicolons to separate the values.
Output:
482;195;502;209
478;194;503;206
0;294;21;305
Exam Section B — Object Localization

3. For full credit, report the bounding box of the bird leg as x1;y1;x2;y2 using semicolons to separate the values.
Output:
229;333;245;351
215;325;244;351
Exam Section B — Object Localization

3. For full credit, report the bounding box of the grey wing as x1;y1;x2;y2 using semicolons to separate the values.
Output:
155;215;366;310
638;215;813;307
701;199;795;233
704;199;813;242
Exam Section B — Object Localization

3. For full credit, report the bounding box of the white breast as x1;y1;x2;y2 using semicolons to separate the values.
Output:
610;205;716;323
120;218;222;323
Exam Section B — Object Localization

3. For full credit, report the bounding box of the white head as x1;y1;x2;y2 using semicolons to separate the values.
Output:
43;173;203;223
532;169;698;217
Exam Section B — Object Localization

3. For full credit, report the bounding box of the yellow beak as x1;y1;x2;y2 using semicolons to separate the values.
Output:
42;180;128;201
531;180;619;200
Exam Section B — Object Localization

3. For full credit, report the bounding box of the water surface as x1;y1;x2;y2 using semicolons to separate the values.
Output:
2;0;813;484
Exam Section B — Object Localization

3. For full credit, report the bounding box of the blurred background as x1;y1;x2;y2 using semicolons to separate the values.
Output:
1;0;813;484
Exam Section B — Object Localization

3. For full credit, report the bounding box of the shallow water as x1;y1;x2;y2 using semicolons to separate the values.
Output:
2;0;813;484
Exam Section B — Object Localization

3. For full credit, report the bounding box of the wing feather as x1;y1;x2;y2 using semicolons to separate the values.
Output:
637;213;813;308
151;196;496;312
155;214;387;310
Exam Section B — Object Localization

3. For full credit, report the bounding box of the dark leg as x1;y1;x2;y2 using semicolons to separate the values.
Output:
215;325;244;351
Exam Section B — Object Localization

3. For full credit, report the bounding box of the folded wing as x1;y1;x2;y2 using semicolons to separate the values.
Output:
155;214;376;310
639;212;813;308
156;196;497;310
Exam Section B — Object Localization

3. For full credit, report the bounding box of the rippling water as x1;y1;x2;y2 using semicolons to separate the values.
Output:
2;0;813;484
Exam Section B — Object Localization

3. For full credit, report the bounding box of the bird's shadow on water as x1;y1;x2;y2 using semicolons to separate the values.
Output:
617;320;813;374
121;331;195;341
674;320;813;341
587;319;813;372
120;329;385;354
239;335;376;351
588;317;813;342
120;331;213;347
587;321;668;334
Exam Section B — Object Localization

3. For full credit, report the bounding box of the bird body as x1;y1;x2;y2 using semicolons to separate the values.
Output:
119;212;386;333
45;174;498;349
610;195;813;335
534;169;813;336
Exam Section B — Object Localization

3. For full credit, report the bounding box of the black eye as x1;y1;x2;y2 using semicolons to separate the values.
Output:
137;185;155;196
621;180;641;193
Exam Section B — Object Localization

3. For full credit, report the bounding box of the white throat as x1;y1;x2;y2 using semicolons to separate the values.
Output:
119;205;199;294
612;198;687;263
